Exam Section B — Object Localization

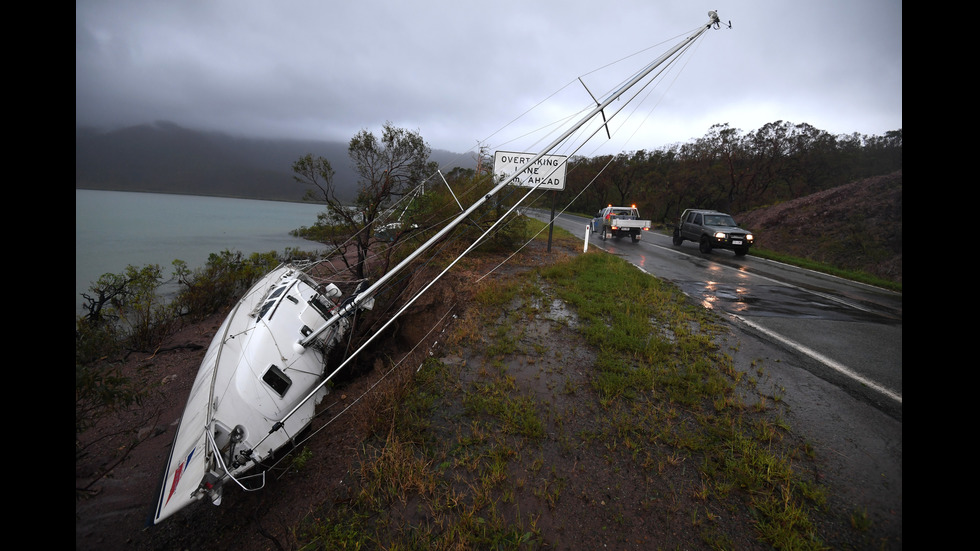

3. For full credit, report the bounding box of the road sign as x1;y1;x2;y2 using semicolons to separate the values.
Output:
493;150;567;191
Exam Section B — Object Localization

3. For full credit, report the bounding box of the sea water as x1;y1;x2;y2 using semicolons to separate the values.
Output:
75;189;327;315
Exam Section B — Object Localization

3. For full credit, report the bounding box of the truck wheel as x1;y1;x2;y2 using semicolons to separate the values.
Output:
601;227;607;241
672;231;683;246
699;236;713;254
734;247;749;256
631;233;640;242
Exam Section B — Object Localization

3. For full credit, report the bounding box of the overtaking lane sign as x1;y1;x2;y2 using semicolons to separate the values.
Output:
493;151;567;191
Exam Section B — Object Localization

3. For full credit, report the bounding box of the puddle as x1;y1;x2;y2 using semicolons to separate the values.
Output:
675;280;885;322
539;297;578;328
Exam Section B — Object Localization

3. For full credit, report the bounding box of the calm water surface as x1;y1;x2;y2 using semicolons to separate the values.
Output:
76;190;327;314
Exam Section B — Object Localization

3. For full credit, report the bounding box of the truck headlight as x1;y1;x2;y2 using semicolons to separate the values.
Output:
746;234;754;241
714;232;727;239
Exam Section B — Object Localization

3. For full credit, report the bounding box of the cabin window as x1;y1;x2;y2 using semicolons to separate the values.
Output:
256;286;288;319
262;365;292;397
258;300;276;319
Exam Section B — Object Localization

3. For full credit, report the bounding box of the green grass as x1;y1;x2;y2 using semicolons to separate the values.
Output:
295;236;841;549
749;247;901;293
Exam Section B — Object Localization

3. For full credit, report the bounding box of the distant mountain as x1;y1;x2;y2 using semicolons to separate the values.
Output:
75;122;475;203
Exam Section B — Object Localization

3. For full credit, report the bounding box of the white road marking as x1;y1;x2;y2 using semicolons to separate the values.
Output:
731;314;902;404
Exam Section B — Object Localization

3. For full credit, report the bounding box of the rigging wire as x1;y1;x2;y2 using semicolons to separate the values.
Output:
268;302;459;478
302;21;709;287
328;22;715;322
245;16;722;462
304;21;715;342
468;30;712;280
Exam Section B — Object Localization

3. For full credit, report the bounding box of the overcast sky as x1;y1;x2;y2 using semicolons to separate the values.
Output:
76;1;902;158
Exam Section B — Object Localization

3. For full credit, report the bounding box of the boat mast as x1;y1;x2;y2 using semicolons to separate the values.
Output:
297;11;723;350
260;12;726;444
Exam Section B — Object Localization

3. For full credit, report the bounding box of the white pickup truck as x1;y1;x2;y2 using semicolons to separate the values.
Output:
591;205;651;242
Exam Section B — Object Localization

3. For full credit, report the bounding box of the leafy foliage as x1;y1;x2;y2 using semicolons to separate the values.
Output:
77;264;176;352
563;122;902;224
171;249;282;321
292;122;435;282
76;264;171;464
75;249;289;461
413;160;531;255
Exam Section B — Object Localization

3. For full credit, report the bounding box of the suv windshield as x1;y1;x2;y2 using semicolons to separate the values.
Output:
704;214;736;226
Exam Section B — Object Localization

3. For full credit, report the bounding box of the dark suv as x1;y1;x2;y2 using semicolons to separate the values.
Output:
672;209;754;256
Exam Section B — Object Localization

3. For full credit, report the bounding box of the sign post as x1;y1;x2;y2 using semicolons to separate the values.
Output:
493;151;567;251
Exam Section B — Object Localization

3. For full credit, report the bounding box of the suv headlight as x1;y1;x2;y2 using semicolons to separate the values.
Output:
714;231;727;239
746;234;754;241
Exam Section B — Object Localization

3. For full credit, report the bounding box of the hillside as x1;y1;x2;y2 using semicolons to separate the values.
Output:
735;170;902;284
75;122;476;203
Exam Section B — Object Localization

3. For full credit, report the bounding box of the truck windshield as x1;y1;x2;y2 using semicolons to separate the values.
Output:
704;215;736;226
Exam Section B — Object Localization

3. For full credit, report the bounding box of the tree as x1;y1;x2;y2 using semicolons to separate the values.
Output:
293;153;337;204
566;154;615;215
293;122;433;282
78;264;177;352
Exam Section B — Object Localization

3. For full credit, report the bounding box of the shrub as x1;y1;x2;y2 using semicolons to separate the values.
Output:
171;249;281;321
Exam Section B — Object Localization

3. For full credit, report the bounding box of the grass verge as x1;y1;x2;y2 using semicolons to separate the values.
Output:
748;247;901;293
295;222;837;549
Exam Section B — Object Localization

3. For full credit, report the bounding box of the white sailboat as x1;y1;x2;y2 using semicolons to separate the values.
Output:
153;11;729;524
153;263;371;523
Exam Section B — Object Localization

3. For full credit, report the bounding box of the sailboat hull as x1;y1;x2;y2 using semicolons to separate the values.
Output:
153;264;349;524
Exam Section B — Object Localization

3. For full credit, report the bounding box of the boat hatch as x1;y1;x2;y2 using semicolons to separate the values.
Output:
299;292;337;336
310;295;334;318
262;364;292;397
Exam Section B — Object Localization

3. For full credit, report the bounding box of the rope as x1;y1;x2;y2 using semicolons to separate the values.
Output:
239;17;720;472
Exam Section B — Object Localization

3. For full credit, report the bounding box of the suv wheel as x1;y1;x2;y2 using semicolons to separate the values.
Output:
672;230;683;246
699;236;713;253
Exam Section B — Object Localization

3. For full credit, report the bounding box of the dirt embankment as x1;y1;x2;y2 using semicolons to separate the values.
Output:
735;170;902;284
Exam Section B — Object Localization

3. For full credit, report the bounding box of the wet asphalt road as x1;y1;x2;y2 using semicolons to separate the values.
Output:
531;209;902;422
